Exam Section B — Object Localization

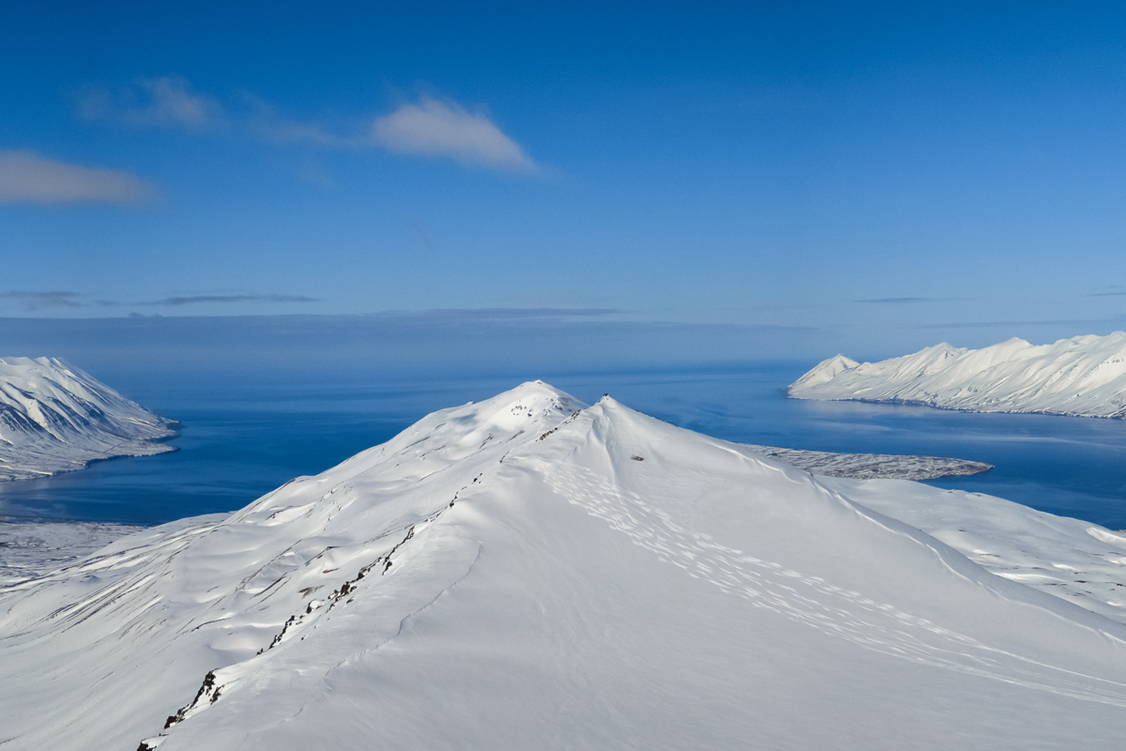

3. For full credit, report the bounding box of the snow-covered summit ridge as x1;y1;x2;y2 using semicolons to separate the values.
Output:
789;331;1126;418
6;381;1126;749
789;353;859;389
448;378;586;433
297;379;585;479
0;356;176;481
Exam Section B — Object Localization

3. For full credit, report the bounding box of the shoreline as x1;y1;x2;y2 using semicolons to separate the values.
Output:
787;393;1126;421
0;422;181;484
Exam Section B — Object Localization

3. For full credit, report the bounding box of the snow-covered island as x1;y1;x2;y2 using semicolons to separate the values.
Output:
0;356;176;481
789;331;1126;417
4;381;1126;750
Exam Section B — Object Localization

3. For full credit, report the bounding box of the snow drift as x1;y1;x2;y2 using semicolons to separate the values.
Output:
0;356;175;481
3;381;1126;750
789;332;1126;417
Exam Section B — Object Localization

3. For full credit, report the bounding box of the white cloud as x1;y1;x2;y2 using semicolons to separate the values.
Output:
371;96;537;172
78;76;222;129
71;79;539;175
0;151;154;204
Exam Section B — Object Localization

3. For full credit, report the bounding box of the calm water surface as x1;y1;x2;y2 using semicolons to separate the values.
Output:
3;363;1126;528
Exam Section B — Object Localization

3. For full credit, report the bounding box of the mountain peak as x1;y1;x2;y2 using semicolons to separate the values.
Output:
507;378;578;400
465;380;586;430
788;353;859;391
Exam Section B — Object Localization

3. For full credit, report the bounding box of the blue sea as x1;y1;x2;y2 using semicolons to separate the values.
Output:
3;362;1126;529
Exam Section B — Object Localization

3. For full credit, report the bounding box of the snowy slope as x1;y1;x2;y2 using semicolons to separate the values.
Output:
789;332;1126;417
0;456;987;585
4;382;1126;750
0;356;175;481
820;477;1126;627
0;447;988;583
0;449;989;583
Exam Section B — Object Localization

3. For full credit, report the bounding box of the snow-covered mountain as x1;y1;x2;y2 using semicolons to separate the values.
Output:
789;332;1126;417
4;381;1126;750
0;356;175;481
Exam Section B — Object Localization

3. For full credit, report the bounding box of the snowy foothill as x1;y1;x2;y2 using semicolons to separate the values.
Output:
5;382;1126;750
789;331;1126;417
0;356;176;481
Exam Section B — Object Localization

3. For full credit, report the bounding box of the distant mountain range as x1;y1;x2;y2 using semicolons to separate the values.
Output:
790;332;1126;418
3;382;1125;750
0;356;175;481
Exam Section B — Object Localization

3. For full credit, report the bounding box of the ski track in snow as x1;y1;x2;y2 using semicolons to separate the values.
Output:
544;461;1126;707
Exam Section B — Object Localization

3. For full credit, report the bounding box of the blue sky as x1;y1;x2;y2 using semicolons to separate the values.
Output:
3;2;1126;367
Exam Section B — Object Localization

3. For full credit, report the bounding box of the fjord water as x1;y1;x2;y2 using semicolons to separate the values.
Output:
2;362;1126;528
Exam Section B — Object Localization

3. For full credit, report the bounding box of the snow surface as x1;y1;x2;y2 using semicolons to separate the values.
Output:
820;477;1126;627
0;521;144;584
4;381;1126;750
789;331;1126;417
0;356;176;481
0;448;988;583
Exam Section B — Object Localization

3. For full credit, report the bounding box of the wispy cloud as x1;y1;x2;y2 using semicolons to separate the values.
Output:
371;96;537;172
142;294;321;306
241;93;351;147
77;76;223;129
854;296;964;304
255;117;345;147
0;291;320;310
77;78;539;175
921;315;1126;329
0;151;154;204
435;307;619;318
1086;284;1126;297
372;307;620;323
0;290;83;310
250;94;539;172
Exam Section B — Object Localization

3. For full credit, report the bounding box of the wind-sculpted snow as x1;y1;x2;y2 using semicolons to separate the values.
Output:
4;381;1126;750
790;331;1126;417
821;477;1126;627
0;356;175;481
